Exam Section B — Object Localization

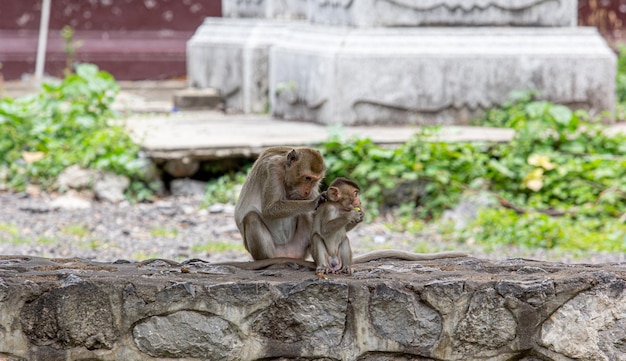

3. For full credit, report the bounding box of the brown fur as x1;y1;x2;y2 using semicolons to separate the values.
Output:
310;177;363;274
234;147;326;260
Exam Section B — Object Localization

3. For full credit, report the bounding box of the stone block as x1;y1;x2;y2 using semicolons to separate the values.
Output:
187;17;290;113
269;25;616;126
173;88;222;110
308;0;577;27
222;0;308;19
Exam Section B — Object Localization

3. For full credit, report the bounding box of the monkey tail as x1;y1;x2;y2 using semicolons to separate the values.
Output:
353;250;468;263
215;258;316;270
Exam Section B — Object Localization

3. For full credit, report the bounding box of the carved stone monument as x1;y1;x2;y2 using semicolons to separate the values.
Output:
307;0;578;27
187;0;615;125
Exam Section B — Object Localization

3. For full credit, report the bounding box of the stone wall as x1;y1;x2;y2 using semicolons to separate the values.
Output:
1;255;625;360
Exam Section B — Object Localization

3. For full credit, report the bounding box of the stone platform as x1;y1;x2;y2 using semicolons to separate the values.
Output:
1;255;625;360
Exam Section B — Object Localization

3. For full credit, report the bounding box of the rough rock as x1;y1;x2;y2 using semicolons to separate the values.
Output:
56;165;96;190
49;194;92;210
170;178;207;197
1;256;626;360
93;172;130;203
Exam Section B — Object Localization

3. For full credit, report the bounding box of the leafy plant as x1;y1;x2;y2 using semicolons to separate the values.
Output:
60;25;83;76
0;63;155;201
203;171;247;206
321;130;490;220
319;91;626;253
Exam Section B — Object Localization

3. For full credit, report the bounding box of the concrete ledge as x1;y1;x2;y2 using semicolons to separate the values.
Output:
1;256;625;360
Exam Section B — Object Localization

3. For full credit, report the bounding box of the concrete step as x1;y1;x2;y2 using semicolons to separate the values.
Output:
173;88;223;110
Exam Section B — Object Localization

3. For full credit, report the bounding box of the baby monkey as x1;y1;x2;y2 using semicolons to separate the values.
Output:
311;177;363;275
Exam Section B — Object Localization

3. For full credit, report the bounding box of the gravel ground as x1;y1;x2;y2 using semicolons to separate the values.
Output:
1;191;625;265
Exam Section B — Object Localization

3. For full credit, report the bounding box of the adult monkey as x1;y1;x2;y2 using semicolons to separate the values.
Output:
235;146;326;260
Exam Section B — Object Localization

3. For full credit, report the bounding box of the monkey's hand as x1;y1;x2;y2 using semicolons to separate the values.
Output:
315;191;328;209
349;208;364;224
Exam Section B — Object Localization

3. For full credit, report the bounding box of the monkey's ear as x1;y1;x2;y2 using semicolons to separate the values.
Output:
327;186;341;202
287;149;301;165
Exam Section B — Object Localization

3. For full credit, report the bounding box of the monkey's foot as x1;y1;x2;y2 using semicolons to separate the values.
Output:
316;267;329;275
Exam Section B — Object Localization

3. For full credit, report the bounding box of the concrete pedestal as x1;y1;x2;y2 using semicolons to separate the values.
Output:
186;0;615;125
269;25;615;125
187;18;290;113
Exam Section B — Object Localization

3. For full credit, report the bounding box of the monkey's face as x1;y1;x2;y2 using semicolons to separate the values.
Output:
338;187;361;212
285;171;322;200
284;148;324;200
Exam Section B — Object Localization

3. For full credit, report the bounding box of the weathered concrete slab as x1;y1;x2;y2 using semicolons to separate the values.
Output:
270;25;615;126
1;255;626;360
307;0;577;27
124;111;514;161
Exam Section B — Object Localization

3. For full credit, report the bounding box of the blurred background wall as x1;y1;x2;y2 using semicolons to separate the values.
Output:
0;0;623;81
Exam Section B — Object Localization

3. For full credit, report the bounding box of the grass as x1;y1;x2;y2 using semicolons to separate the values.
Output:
60;223;91;238
150;226;178;238
132;251;161;261
191;240;246;254
0;223;19;237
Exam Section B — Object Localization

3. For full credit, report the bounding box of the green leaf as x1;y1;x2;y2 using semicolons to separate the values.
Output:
548;104;573;127
560;141;585;154
488;159;516;178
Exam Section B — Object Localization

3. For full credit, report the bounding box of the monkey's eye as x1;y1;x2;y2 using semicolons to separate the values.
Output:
304;176;313;182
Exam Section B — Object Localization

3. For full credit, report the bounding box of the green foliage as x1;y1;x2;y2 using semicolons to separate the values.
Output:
617;46;626;105
0;63;154;200
321;130;490;220
203;171;247;206
320;92;626;253
457;208;626;253
60;25;83;76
